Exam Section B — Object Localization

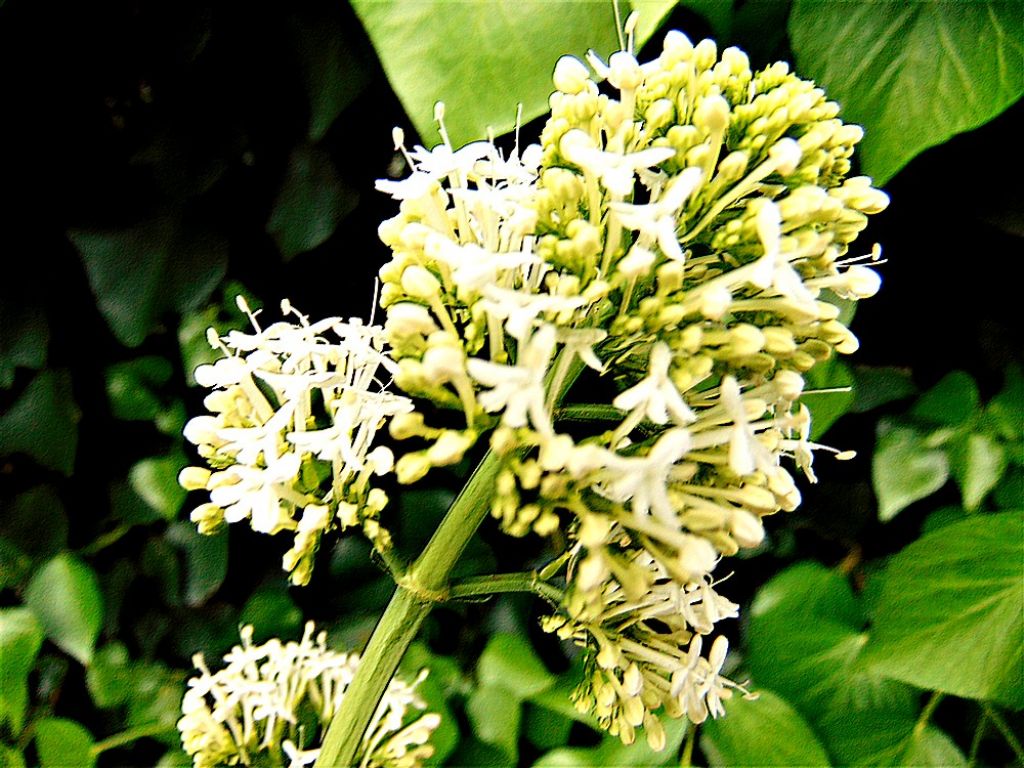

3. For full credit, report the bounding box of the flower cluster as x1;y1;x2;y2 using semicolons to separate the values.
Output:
178;623;439;768
180;19;886;750
372;25;885;744
179;298;411;585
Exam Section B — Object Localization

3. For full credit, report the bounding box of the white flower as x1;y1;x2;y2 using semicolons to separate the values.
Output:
466;324;557;433
560;129;676;197
611;167;704;262
749;200;817;309
718;375;775;477
477;286;584;341
587;428;692;524
613;343;696;426
209;454;301;534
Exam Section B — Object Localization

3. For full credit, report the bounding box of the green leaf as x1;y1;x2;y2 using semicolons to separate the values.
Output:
105;357;173;422
25;554;103;665
790;2;1024;183
0;607;44;732
524;704;573;750
0;486;68;563
850;366;917;413
700;688;832;767
466;684;522;761
477;633;555;700
910;371;980;427
71;215;227;347
290;13;369;141
351;1;621;146
86;643;133;708
0;744;26;768
804;357;855;439
0;298;47;389
166;522;228;607
950;431;1008;510
0;369;79;475
239;582;302;642
34;717;96;768
987;366;1024;442
747;562;916;723
126;663;186;740
130;453;187;520
863;510;1024;708
532;718;686;767
872;424;949;521
817;711;965;767
903;727;967;767
267;145;357;260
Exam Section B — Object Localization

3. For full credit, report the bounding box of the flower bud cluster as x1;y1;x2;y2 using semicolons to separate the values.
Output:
370;26;885;744
180;299;411;585
178;623;439;768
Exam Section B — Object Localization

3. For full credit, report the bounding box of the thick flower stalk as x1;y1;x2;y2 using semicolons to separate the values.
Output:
177;623;439;768
180;298;411;585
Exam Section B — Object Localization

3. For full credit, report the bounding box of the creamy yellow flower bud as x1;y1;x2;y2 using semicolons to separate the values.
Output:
395;453;431;485
179;466;212;491
694;94;730;134
426;431;474;466
400;265;441;299
553;55;591;94
608;51;643;90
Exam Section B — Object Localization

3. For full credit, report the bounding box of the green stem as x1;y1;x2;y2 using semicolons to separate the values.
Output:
968;710;989;768
315;450;502;767
984;704;1024;765
556;403;625;424
913;691;943;737
90;722;176;755
448;572;565;607
679;721;697;768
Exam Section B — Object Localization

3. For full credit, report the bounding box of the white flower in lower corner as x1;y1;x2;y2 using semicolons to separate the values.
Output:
178;623;440;768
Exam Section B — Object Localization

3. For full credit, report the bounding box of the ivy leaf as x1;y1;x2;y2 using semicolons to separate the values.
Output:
350;1;620;146
86;643;133;709
909;370;980;427
863;510;1024;708
477;633;555;700
34;718;96;768
0;298;47;389
0;486;68;563
817;711;965;767
167;523;229;607
850;366;917;413
105;357;173;422
290;12;369;141
700;688;832;767
130;453;188;521
0;608;44;732
25;554;104;665
949;431;1008;510
70;214;227;347
239;581;302;642
0;369;79;475
872;424;949;521
790;2;1024;183
466;683;522;761
532;719;686;767
746;562;916;723
267;144;357;261
803;357;855;439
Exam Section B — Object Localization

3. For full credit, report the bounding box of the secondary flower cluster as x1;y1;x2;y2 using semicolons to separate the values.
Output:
179;298;411;585
178;623;439;768
180;22;886;750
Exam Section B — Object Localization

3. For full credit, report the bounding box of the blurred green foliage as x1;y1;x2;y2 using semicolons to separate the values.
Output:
1;1;1021;766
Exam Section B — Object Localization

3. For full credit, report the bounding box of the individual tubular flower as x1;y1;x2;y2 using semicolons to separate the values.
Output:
180;298;412;585
178;623;440;768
